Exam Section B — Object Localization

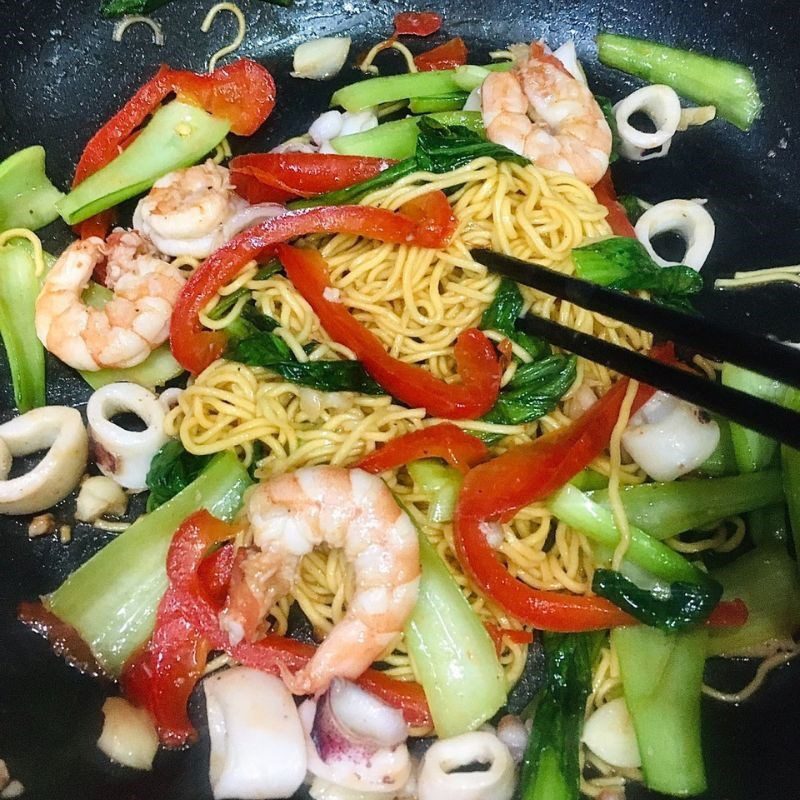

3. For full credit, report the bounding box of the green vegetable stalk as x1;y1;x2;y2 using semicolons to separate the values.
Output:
695;416;737;476
586;470;784;540
707;542;800;656
612;625;708;796
0;239;47;411
596;33;762;130
548;484;708;585
46;452;251;674
407;459;462;523
57;100;229;225
518;633;597;800
780;387;800;568
720;363;786;472
408;93;469;114
331;71;469;112
330;111;483;160
404;524;507;737
0;146;64;232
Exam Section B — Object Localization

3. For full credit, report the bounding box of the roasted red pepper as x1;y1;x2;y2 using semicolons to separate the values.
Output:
123;510;432;744
278;244;502;419
73;59;276;239
393;11;442;36
230;153;394;204
593;170;637;238
414;37;468;71
170;190;458;375
357;423;489;474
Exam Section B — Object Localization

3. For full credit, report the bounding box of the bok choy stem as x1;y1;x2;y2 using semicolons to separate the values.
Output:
46;452;251;675
404;518;507;737
586;470;784;540
612;625;708;796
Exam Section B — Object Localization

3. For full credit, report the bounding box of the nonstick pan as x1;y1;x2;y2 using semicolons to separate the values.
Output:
1;1;799;798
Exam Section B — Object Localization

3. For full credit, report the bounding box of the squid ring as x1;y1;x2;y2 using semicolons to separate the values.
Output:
87;383;168;491
614;85;682;161
0;406;88;515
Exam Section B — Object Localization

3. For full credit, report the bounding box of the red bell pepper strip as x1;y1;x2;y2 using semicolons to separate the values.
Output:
124;510;432;744
357;423;489;474
393;11;442;36
707;598;749;628
485;622;534;656
593;170;637;238
230;153;394;204
454;377;656;632
73;59;276;239
169;190;458;375
278;244;502;419
414;37;469;71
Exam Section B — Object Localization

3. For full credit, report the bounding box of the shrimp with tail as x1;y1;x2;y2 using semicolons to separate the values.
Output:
220;466;421;697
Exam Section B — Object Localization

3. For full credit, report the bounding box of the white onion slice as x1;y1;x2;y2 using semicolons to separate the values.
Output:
496;715;528;764
553;40;588;86
463;87;482;111
614;85;682;161
205;667;307;800
623;391;720;482
582;697;642;769
634;199;715;271
292;37;352;80
677;105;717;131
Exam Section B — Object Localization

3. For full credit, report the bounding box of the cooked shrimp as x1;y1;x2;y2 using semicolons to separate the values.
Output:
481;42;612;186
133;160;284;258
220;466;421;696
35;231;185;371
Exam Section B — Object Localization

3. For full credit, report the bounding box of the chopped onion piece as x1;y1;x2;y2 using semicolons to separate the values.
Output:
677;105;717;131
293;37;352;80
75;476;128;523
614;85;682;161
634;199;715;271
97;697;158;771
582;697;642;769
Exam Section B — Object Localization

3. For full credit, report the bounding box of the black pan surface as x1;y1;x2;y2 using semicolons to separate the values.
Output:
1;1;799;798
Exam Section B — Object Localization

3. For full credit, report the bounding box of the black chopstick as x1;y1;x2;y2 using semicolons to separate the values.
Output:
471;248;800;390
515;313;800;450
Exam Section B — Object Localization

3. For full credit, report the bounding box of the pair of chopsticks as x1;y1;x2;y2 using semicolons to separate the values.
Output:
470;248;800;450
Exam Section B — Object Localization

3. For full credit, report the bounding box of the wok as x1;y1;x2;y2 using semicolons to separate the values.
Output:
0;0;799;798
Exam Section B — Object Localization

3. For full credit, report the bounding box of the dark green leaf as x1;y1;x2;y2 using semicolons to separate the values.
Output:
145;440;212;512
592;569;723;631
207;261;282;324
518;633;598;800
617;194;645;223
228;331;293;364
484;355;577;425
102;0;290;13
572;236;703;310
480;277;523;337
100;0;169;16
228;332;384;394
595;95;620;164
268;361;384;394
414;117;528;173
291;119;527;208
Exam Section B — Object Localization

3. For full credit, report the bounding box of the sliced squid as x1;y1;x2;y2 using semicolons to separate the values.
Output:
634;199;715;271
614;85;682;161
204;667;307;800
0;406;88;515
86;383;168;491
417;731;515;800
622;391;720;482
553;40;588;86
